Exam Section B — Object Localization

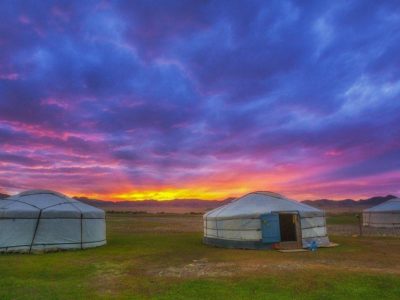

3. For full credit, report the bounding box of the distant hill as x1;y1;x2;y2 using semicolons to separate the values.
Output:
73;194;399;213
73;194;398;213
2;191;396;213
0;193;9;199
302;195;397;212
73;196;235;213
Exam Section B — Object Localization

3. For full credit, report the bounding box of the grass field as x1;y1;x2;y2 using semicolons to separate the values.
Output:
326;213;360;225
1;213;400;299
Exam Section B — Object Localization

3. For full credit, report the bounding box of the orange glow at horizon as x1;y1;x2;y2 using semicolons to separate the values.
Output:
70;170;400;202
72;186;390;202
69;171;396;202
5;158;399;202
73;169;289;201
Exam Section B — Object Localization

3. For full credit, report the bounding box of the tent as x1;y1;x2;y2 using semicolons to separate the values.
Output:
203;191;330;250
363;198;400;228
0;190;106;253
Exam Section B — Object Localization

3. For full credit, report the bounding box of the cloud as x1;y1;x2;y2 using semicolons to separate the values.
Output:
0;0;399;199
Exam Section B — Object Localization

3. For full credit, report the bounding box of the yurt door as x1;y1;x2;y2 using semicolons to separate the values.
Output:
261;213;281;243
277;213;302;249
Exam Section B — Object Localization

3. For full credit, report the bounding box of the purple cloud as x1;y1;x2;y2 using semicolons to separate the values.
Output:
0;0;399;199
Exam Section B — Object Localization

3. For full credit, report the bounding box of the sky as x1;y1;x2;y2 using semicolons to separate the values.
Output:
0;0;399;201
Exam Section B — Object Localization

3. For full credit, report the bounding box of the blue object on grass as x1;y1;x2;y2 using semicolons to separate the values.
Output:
309;240;318;251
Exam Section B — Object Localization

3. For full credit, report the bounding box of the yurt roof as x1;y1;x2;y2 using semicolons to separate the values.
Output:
364;198;400;212
0;189;104;218
205;191;322;219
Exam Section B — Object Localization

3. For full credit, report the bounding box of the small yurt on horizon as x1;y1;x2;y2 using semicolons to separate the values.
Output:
363;198;400;228
0;190;106;253
203;191;330;250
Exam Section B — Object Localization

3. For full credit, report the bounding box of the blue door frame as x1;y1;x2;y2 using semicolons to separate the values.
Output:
261;213;281;243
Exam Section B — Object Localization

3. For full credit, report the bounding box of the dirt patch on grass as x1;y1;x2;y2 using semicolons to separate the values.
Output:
90;262;128;296
151;258;310;278
151;255;400;279
151;258;235;278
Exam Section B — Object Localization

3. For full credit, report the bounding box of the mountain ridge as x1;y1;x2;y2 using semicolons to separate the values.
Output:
1;192;398;212
0;193;9;199
301;195;397;209
73;194;398;212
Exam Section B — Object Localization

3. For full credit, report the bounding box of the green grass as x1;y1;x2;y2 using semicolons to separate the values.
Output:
0;213;399;299
154;274;400;300
326;213;361;225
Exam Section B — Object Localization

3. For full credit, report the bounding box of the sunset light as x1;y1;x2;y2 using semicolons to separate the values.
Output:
0;1;399;201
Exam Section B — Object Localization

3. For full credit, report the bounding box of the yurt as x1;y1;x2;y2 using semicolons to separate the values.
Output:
203;191;330;250
0;190;106;253
363;198;400;228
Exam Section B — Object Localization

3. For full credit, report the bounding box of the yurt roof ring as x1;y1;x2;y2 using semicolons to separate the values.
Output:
18;190;68;199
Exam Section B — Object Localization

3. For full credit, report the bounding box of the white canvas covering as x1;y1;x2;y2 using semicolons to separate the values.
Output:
0;190;106;253
363;198;400;228
204;191;330;248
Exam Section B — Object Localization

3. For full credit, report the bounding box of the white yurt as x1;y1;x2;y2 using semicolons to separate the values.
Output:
203;191;330;250
0;190;106;253
363;198;400;228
